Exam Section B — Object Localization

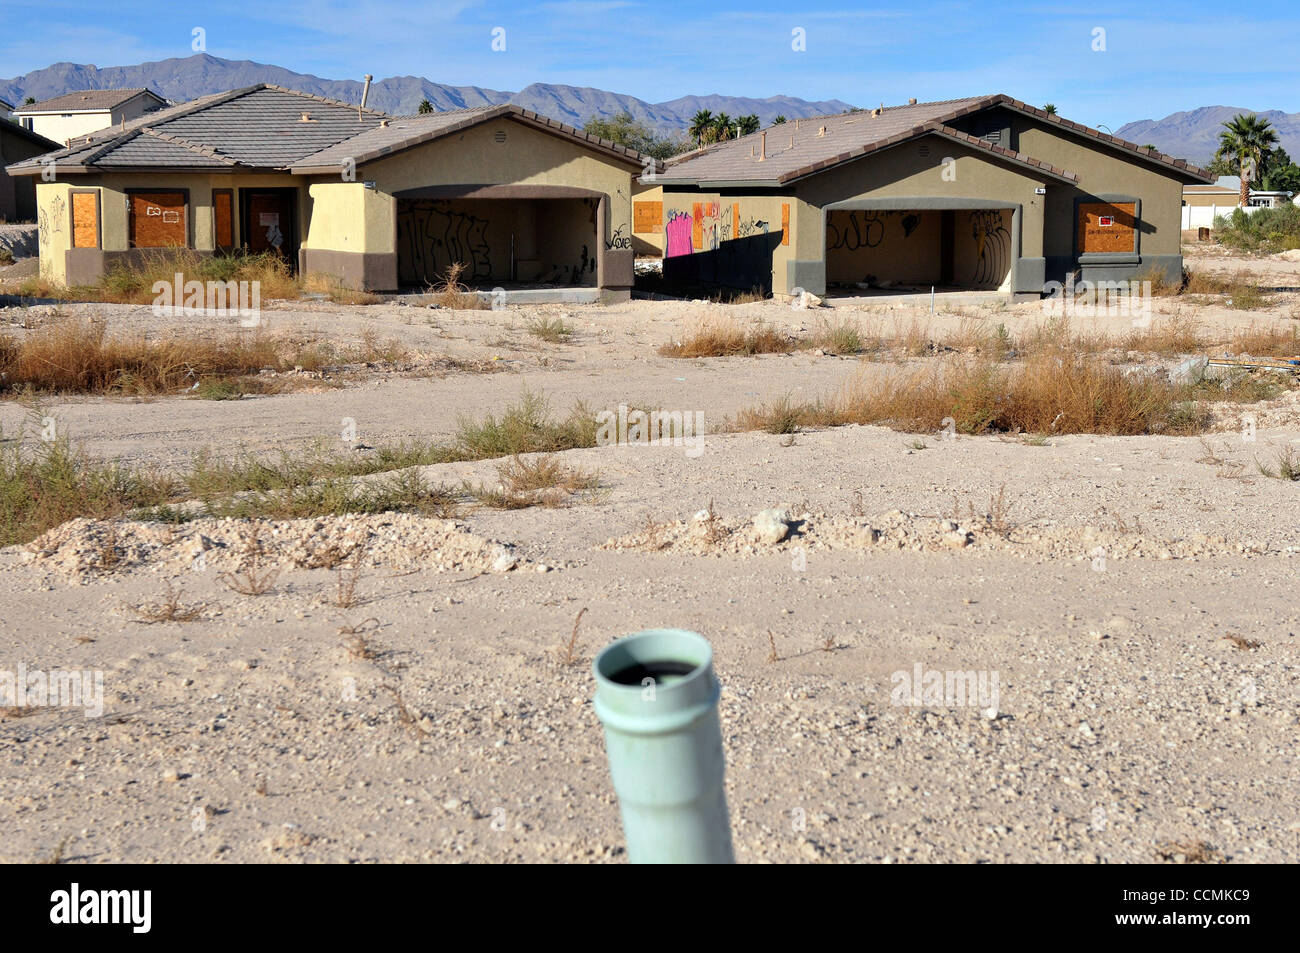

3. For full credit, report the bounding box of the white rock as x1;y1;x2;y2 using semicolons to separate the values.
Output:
753;509;791;544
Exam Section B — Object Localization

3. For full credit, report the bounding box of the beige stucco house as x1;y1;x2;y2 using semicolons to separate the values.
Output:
650;95;1212;298
13;88;168;144
6;84;657;299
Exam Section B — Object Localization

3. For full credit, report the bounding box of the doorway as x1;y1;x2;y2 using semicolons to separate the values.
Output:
240;188;298;264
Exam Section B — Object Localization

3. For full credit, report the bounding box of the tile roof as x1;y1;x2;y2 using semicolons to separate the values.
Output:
290;103;658;173
660;94;1212;186
6;84;386;173
6;85;661;177
16;88;163;113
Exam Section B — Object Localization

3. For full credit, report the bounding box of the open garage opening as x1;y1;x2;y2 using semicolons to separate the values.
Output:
825;207;1015;295
396;196;600;290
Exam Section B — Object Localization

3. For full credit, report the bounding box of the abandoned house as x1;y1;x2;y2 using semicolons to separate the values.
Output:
643;94;1212;298
6;84;658;300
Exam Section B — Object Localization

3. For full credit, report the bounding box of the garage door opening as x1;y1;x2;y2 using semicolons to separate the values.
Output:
826;208;1013;294
396;196;600;289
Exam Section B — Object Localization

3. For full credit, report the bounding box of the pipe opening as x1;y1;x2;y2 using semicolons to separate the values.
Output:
606;660;698;686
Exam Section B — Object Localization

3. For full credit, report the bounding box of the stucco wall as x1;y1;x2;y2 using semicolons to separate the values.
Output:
658;189;795;293
963;108;1189;270
33;173;307;285
355;116;635;255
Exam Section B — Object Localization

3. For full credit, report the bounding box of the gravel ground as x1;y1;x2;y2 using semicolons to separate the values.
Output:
1;245;1298;863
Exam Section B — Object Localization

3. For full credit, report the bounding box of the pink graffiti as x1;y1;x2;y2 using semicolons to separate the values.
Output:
665;211;693;258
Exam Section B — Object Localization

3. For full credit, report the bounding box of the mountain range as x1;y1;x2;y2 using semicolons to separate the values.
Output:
1116;106;1300;165
8;54;1293;163
0;53;855;135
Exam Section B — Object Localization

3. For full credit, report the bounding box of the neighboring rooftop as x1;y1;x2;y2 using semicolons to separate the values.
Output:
7;84;660;177
7;84;388;173
661;94;1212;186
14;88;165;114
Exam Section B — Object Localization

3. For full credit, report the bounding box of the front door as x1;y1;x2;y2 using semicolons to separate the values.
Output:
240;189;298;263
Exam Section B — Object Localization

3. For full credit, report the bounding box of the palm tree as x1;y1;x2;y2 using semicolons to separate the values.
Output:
688;109;713;146
712;112;732;142
738;114;761;136
22;96;34;105
1043;103;1057;115
772;115;787;125
1217;113;1280;207
417;99;434;114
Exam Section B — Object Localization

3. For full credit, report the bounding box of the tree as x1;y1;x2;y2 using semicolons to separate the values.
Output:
737;114;761;136
1043;103;1057;115
712;112;732;142
582;112;690;160
772;114;787;125
1216;113;1280;206
1260;146;1300;194
688;109;713;146
417;99;434;114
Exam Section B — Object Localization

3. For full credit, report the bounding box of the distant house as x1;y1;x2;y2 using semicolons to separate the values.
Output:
12;89;167;144
0;118;59;221
1181;174;1294;229
5;84;656;297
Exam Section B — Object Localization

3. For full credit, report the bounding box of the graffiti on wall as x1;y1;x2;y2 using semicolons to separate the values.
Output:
665;210;693;257
664;203;774;256
970;209;1010;286
606;223;632;251
539;244;596;285
397;200;492;283
827;210;886;251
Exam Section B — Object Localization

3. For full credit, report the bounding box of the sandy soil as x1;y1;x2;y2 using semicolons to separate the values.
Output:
1;246;1298;863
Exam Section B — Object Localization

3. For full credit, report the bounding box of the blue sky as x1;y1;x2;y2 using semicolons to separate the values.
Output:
4;0;1299;125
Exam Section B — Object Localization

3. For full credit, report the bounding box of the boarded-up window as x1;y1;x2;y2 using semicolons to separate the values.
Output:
129;191;187;248
71;192;99;249
213;189;234;249
781;203;790;246
1077;202;1136;254
633;200;662;234
692;202;704;250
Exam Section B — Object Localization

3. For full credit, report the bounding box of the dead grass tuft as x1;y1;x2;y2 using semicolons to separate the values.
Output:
131;580;206;623
429;261;487;310
659;316;789;357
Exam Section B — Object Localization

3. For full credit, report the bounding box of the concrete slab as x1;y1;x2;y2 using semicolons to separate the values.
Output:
384;287;603;307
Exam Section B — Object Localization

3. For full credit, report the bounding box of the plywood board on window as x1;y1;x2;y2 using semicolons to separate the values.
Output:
71;192;98;249
129;191;187;248
214;190;234;248
692;202;703;249
633;200;662;234
1077;201;1136;254
781;203;790;246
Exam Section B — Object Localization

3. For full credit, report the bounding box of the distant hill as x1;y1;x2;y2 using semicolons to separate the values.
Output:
1117;106;1300;165
0;54;855;134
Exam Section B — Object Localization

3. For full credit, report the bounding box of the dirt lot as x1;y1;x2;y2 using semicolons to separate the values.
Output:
1;246;1298;863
